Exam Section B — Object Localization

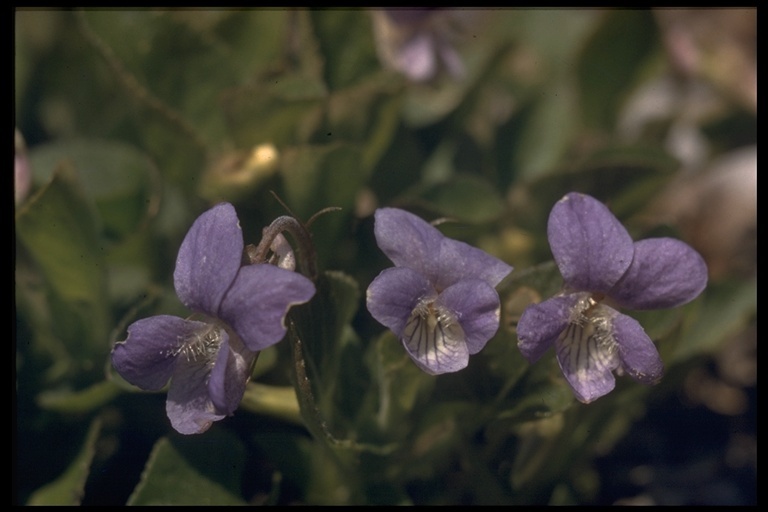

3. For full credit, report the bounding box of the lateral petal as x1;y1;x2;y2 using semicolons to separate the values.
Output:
111;315;208;391
610;238;708;310
219;264;316;352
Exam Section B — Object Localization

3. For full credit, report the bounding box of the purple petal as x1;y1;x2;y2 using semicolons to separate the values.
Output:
208;332;257;415
610;238;708;310
174;203;243;316
434;237;513;291
219;264;316;352
374;208;444;283
516;295;578;363
112;315;209;391
548;193;634;293
612;312;663;384
396;33;437;82
555;318;619;404
366;266;434;337
165;332;228;435
436;279;501;355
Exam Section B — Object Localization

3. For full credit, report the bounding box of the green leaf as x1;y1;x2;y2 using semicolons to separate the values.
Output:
668;278;757;363
360;331;436;441
512;81;579;181
127;431;247;505
309;9;380;91
577;9;660;131
28;138;157;240
26;417;102;505
221;75;327;148
37;379;121;414
279;143;364;265
406;173;505;224
239;382;302;426
287;271;364;432
324;72;404;174
512;143;679;237
15;162;110;366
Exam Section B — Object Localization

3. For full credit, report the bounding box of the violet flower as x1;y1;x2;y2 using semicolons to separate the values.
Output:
517;192;708;403
366;208;513;375
112;203;315;434
371;8;467;83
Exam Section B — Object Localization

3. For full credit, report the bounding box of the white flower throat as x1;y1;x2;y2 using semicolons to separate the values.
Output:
403;298;465;370
167;323;222;363
556;293;620;380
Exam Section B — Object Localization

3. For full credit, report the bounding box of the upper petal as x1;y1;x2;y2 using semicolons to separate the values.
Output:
436;279;501;355
219;264;316;352
208;331;257;415
516;295;578;363
174;203;243;316
434;237;513;291
612;312;663;384
366;266;433;337
374;208;444;283
111;315;208;391
610;238;708;310
548;193;634;293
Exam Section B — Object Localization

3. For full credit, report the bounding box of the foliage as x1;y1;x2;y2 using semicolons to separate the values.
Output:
15;8;755;505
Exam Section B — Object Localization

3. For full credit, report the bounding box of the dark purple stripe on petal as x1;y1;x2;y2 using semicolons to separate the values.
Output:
555;320;618;404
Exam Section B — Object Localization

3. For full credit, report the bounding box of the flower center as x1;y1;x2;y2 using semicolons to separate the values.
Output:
556;294;619;381
167;323;222;363
403;299;465;370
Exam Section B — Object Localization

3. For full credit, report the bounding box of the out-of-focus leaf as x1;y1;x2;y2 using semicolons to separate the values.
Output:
280;143;364;265
398;401;477;481
127;432;247;505
325;72;404;174
360;331;435;441
15;163;110;366
511;144;679;238
309;9;380;91
28;138;157;240
494;357;575;426
221;75;327;148
668;278;757;363
239;382;302;426
512;81;579;181
288;271;364;434
577;9;660;131
407;173;505;224
37;380;121;414
26;417;102;505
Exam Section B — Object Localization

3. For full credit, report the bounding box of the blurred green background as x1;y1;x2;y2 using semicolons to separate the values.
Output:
15;8;755;505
